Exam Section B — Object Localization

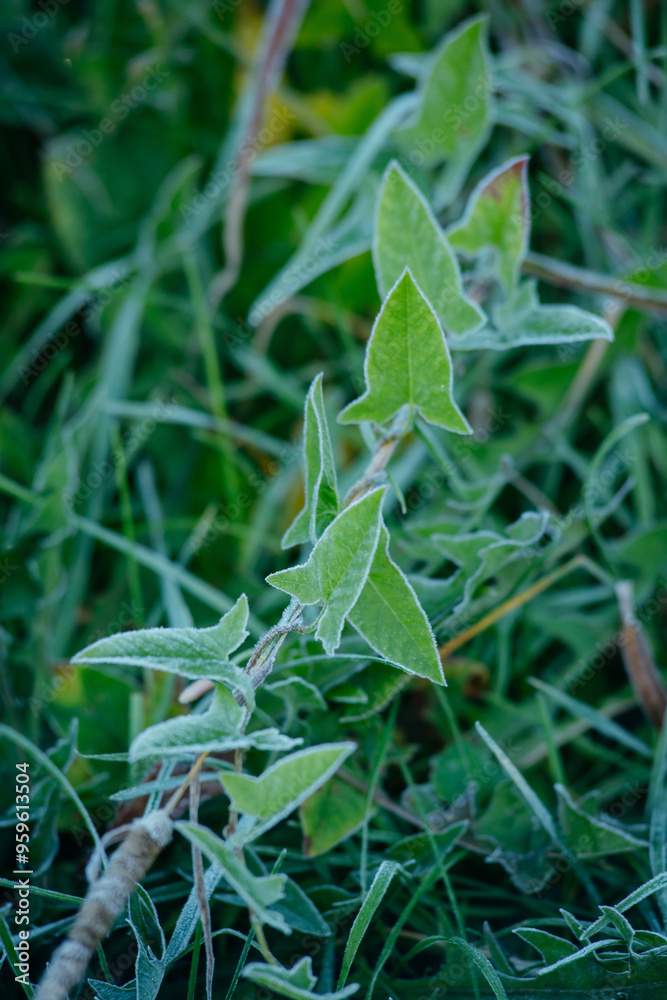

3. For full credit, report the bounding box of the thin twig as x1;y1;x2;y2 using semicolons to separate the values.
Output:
190;777;215;1000
438;554;610;661
522;250;667;316
209;0;311;310
616;580;667;729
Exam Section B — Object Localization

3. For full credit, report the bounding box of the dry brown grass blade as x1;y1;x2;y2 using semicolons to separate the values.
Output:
616;580;666;729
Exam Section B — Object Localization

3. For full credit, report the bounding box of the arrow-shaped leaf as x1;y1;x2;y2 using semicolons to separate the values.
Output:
348;525;444;684
449;281;614;350
267;489;384;654
72;594;250;687
395;16;493;171
447;155;530;289
129;684;301;761
243;957;359;1000
222;742;356;843
175;821;290;933
374;161;484;335
282;373;339;548
338;269;471;434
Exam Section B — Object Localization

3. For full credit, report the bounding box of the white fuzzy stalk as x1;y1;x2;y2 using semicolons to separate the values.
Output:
34;810;173;1000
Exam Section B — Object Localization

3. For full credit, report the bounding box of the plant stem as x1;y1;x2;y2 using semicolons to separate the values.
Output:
251;916;278;965
345;435;400;505
522;250;667;316
438;554;611;661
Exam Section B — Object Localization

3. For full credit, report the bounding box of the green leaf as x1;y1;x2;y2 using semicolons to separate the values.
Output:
128;885;166;1000
175;821;290;933
264;677;327;715
512;927;580;965
434;512;549;614
447;155;530;289
396;16;493;172
338;861;400;988
449;937;509;1000
556;784;647;858
72;594;250;689
347;525;444;684
267;490;384;655
582;873;667;941
300;777;368;857
129;684;300;761
338;270;471;433
222;742;356;842
474;722;561;847
373;162;484;335
282;373;339;548
449;282;613;350
271;878;331;937
243;957;359;1000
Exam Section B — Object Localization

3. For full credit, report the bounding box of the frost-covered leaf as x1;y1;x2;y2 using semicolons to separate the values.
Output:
87;982;136;999
582;873;667;941
267;490;384;655
72;595;250;689
449;937;508;1000
449;282;613;350
338;270;471;433
338;861;400;988
434;512;549;613
283;373;339;548
447;156;530;289
272;878;331;936
512;927;578;965
252;136;359;185
129;684;300;761
175;821;290;932
347;525;444;684
222;742;356;842
396;17;493;172
128;886;166;1000
373;161;484;334
243;957;359;1000
556;784;648;858
300;777;368;857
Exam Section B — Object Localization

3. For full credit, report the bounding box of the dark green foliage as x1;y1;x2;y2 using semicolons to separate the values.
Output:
1;1;667;998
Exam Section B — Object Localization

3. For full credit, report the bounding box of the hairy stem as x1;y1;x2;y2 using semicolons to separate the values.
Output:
522;250;667;316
